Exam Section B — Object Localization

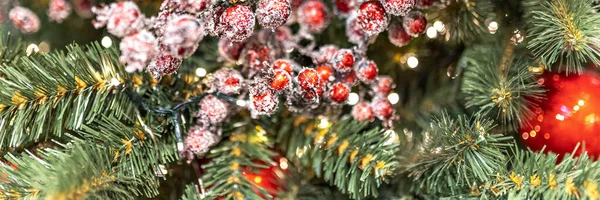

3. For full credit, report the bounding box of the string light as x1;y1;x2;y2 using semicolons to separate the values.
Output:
101;36;113;48
26;44;39;56
110;78;121;86
407;56;419;68
236;99;247;107
383;129;398;145
433;21;445;32
426;27;437;38
196;68;207;77
279;157;289;170
318;118;330;129
38;42;50;53
387;93;399;105
487;21;498;34
347;93;359;105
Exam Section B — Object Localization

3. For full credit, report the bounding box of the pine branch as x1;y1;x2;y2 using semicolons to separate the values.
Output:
525;0;600;74
405;112;512;197
431;0;495;44
0;31;26;66
275;118;399;199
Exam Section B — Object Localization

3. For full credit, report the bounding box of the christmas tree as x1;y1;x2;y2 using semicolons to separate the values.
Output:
1;0;600;199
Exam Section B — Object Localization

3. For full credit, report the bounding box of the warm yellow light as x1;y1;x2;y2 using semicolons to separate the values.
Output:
101;36;112;48
407;56;419;68
574;105;580;111
254;177;262;184
347;93;359;105
555;114;565;121
318;118;330;129
426;27;437;38
488;21;498;34
433;21;445;32
196;68;207;77
578;100;585;106
387;93;399;105
26;44;39;56
279;158;289;170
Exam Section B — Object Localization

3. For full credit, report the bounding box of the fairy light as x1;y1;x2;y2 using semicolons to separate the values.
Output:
407;56;419;68
487;21;498;34
433;21;445;32
110;78;121;86
254;177;262;184
38;42;50;53
101;36;113;48
347;93;359;105
383;129;398;145
318;118;330;129
578;100;585;106
555;114;565;121
387;93;399;105
236;99;247;107
26;43;39;56
279;157;289;170
196;68;207;77
426;27;437;38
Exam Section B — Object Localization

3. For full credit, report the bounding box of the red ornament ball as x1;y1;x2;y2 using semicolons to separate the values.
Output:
256;0;291;30
334;0;358;17
213;68;244;95
521;72;600;157
388;19;412;47
218;38;247;62
313;45;339;64
403;11;427;36
352;102;375;121
372;97;394;120
331;49;355;73
357;1;389;36
356;59;379;83
315;65;334;82
298;0;330;33
219;5;255;42
196;95;229;125
382;0;415;16
119;30;158;73
272;59;295;74
346;14;369;45
329;83;350;103
9;6;41;33
375;76;394;96
184;126;220;157
146;55;182;77
48;0;72;23
297;68;322;91
250;84;280;115
270;69;292;91
162;15;204;58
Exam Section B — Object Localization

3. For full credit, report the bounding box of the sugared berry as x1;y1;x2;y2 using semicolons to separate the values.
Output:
357;1;388;36
297;68;322;90
403;11;427;36
356;59;378;83
298;0;330;33
270;69;292;91
256;0;291;29
219;5;255;42
388;19;412;47
329;83;350;103
352;102;375;121
331;49;355;72
315;65;334;82
382;0;415;16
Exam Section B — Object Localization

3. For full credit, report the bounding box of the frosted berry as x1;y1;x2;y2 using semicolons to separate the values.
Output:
346;14;369;44
357;1;389;36
219;5;255;42
48;0;72;23
162;15;204;58
403;11;427;36
146;55;182;78
372;98;395;120
184;126;219;157
382;0;415;16
297;68;322;91
242;44;273;70
173;0;211;14
256;0;291;30
352;102;374;121
73;0;94;18
92;2;144;37
197;95;229;125
356;59;378;83
375;76;394;96
332;49;355;73
272;59;295;74
388;19;412;47
213;68;244;95
313;45;339;64
218;38;247;62
329;83;350;103
315;65;334;82
9;7;41;33
298;0;330;33
270;69;292;91
416;0;435;9
334;0;358;17
250;84;280;115
119;30;158;73
201;2;228;36
338;70;358;86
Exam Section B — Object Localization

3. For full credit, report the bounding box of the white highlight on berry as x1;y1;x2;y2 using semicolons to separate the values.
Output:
101;36;113;48
407;56;419;68
388;93;400;105
195;68;207;77
488;21;498;34
236;99;247;107
26;44;39;56
433;21;445;32
426;27;437;38
347;93;359;105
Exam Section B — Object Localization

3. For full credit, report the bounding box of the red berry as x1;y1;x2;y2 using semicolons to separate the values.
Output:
147;55;182;77
218;38;247;62
403;11;427;36
298;0;330;33
332;49;355;72
270;69;292;91
375;76;394;96
272;59;294;74
202;2;228;36
382;0;415;16
357;1;389;36
334;0;358;16
162;15;204;59
372;98;394;120
315;65;334;82
346;14;369;44
197;95;229;124
297;68;322;90
415;0;435;9
338;70;358;86
312;45;339;64
352;102;374;121
219;5;255;42
329;83;350;103
256;0;291;29
388;19;412;47
250;84;279;115
242;43;273;70
213;68;244;95
356;59;378;83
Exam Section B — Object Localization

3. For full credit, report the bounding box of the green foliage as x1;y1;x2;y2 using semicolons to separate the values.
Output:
0;43;136;152
0;31;26;65
405;112;512;197
181;184;213;200
525;0;600;74
431;0;495;44
275;118;399;199
461;42;545;128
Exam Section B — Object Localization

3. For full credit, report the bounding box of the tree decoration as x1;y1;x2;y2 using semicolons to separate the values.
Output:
183;126;220;159
119;30;158;73
92;2;144;37
219;5;256;42
331;49;356;73
218;37;247;62
146;55;182;77
402;11;427;36
272;59;295;74
256;0;292;30
9;6;40;33
297;0;330;33
334;0;358;17
346;14;369;45
382;0;415;16
357;0;389;36
315;65;334;82
355;59;379;83
352;102;375;121
250;83;280;115
161;15;204;58
197;95;230;125
388;19;412;47
48;0;72;23
328;82;350;103
270;69;292;91
211;68;245;95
